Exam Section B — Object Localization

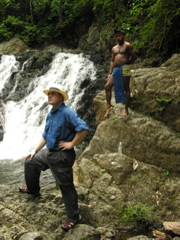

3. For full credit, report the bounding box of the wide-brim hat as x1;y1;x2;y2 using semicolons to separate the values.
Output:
43;84;69;101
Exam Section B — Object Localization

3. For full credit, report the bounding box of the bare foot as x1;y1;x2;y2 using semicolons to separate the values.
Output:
120;109;128;116
104;105;113;118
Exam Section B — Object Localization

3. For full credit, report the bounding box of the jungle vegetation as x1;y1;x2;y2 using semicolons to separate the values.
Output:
0;0;179;60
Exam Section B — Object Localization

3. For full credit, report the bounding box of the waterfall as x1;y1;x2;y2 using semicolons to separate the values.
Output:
0;55;20;90
0;53;96;160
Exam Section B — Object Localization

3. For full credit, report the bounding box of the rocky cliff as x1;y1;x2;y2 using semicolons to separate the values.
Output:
0;39;180;239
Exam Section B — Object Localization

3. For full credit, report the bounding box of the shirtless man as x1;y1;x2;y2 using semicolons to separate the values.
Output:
104;29;137;117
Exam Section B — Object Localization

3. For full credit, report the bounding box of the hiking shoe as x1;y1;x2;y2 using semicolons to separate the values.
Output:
61;215;81;231
19;186;40;197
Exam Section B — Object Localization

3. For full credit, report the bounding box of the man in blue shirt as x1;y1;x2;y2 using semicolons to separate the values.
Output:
19;84;88;231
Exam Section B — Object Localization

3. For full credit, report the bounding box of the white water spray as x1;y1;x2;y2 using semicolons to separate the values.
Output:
0;55;20;90
0;53;96;160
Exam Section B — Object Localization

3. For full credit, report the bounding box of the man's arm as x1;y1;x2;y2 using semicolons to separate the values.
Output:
25;136;46;160
58;130;88;151
108;49;115;75
109;60;114;75
127;44;137;64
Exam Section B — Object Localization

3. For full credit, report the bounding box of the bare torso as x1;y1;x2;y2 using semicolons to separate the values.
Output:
112;41;132;67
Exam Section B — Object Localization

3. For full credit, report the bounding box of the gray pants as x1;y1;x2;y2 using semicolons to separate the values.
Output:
24;148;79;220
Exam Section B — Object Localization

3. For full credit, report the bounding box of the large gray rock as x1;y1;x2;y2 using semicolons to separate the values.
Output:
131;54;180;132
0;38;28;54
84;93;180;174
76;80;180;231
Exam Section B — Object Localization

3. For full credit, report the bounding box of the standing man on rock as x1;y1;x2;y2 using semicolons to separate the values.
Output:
19;84;89;231
104;28;137;117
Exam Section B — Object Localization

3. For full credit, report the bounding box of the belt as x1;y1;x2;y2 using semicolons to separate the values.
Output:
48;148;61;152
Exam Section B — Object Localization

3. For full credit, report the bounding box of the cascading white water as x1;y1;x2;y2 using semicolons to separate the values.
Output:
0;53;96;160
0;55;20;90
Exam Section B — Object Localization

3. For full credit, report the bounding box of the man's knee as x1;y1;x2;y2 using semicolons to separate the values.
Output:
25;157;31;166
24;157;38;169
105;84;112;91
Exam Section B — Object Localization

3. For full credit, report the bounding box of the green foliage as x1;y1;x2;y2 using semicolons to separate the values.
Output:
0;0;94;45
21;25;39;45
156;97;171;103
0;0;179;58
129;0;180;56
50;0;93;28
92;0;127;24
0;24;12;41
122;202;156;224
157;107;165;112
0;16;25;41
155;97;171;112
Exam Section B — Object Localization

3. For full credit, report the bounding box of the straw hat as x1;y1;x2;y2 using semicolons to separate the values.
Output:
43;84;69;101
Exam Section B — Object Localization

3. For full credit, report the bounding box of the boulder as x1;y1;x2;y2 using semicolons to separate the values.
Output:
0;38;28;54
84;91;180;174
163;222;180;235
131;54;180;132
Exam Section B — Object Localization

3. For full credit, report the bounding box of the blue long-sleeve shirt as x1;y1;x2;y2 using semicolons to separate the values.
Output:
42;103;89;150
